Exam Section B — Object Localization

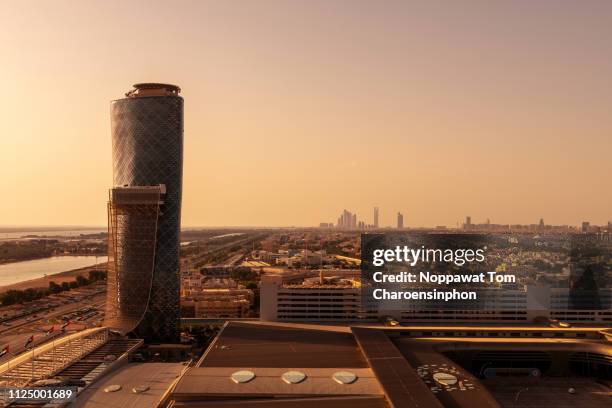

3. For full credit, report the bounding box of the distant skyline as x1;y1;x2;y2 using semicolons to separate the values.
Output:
1;1;611;228
0;212;607;230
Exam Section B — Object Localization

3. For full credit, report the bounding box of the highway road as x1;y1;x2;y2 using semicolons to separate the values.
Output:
189;232;268;267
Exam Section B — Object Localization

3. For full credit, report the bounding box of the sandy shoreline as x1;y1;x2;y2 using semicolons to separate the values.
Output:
0;262;108;293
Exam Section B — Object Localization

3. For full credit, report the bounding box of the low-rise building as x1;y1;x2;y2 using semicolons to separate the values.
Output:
182;287;254;318
260;275;612;324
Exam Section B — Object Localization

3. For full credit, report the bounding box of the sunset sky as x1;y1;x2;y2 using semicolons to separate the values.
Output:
1;1;610;228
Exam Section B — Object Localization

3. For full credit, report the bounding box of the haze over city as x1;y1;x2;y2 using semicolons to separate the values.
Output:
1;0;611;228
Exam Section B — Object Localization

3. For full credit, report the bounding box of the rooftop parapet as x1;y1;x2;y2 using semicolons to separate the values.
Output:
125;83;181;98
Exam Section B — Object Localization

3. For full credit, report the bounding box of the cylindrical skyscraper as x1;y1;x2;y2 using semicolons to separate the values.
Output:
105;83;183;343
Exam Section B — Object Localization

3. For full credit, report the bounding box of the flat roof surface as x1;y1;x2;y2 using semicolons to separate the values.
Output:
352;324;610;332
483;377;612;408
173;322;384;407
170;321;612;408
72;362;184;408
171;395;389;408
352;327;444;408
403;337;612;355
200;322;368;368
174;367;382;397
393;338;501;408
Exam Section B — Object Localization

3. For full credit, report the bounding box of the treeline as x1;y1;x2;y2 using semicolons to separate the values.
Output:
0;241;54;263
0;270;106;306
229;268;257;282
0;241;107;265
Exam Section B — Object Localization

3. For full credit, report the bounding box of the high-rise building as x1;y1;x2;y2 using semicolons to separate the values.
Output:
464;216;472;229
343;209;351;228
373;206;379;228
105;83;184;343
397;212;404;229
336;209;360;229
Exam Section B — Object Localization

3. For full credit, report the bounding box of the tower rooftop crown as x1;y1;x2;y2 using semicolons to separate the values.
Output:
125;83;181;98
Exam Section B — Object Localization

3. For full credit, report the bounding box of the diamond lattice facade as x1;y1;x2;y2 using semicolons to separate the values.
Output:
105;83;183;343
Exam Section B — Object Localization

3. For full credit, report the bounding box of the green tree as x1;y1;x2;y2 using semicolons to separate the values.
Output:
75;275;89;287
49;281;62;294
1;290;23;306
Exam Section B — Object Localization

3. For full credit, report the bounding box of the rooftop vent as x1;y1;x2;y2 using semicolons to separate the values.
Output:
432;372;458;386
231;370;255;384
332;371;357;384
281;371;306;384
132;385;150;394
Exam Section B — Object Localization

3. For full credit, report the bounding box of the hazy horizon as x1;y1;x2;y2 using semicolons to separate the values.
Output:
1;1;610;228
0;216;605;231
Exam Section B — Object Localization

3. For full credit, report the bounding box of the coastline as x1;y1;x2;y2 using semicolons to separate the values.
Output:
0;253;106;266
0;262;108;293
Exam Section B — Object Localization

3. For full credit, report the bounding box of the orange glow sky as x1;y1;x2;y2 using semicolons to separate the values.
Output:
1;1;610;228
